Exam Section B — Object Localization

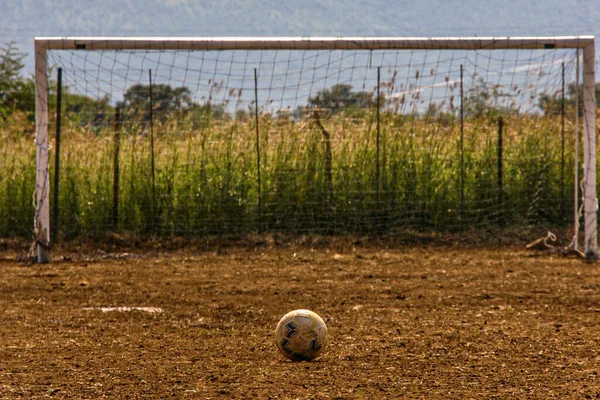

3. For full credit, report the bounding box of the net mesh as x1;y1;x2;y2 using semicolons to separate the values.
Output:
39;44;590;239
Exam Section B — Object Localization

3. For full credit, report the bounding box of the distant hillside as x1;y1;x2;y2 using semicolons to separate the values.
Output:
1;0;599;72
1;0;599;39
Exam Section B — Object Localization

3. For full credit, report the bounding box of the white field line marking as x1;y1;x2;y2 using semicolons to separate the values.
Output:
83;307;164;313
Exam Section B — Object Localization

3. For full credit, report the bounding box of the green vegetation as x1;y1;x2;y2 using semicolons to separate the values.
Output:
538;82;600;116
0;44;585;240
308;83;378;113
120;83;192;123
0;42;35;123
0;110;578;239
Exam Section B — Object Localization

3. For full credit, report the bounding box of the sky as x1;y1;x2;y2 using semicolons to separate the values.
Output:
1;0;598;96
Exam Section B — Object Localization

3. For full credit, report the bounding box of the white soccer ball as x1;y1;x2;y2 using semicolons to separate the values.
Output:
274;309;328;361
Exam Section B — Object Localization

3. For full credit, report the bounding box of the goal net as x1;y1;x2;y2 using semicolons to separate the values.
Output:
33;37;598;261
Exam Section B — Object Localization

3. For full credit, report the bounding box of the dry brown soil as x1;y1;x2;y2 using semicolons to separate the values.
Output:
1;244;600;398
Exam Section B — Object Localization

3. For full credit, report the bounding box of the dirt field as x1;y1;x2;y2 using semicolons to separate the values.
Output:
1;241;600;399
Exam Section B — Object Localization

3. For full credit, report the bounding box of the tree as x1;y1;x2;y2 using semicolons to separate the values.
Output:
538;82;600;116
60;92;113;129
308;83;378;114
0;42;35;121
120;83;194;123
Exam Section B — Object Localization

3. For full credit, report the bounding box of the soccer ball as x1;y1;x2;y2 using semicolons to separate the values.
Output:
274;309;328;361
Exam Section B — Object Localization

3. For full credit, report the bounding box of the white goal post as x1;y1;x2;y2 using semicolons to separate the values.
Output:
33;36;597;262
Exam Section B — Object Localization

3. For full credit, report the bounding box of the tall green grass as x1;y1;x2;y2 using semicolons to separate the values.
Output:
0;111;581;240
0;120;36;238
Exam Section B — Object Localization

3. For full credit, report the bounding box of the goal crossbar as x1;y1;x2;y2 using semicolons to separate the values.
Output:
35;35;595;51
33;36;598;262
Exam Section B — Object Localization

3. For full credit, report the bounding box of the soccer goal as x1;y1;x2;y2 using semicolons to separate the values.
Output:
33;36;597;262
